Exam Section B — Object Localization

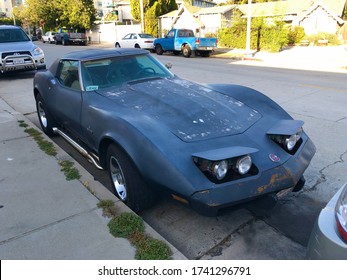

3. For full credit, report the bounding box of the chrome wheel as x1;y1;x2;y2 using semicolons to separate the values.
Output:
110;156;127;201
38;101;48;128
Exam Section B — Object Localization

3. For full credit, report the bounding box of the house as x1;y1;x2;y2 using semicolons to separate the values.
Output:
298;1;345;35
195;5;236;34
159;0;346;39
116;0;136;24
237;0;346;36
159;4;202;36
0;0;24;18
159;4;236;36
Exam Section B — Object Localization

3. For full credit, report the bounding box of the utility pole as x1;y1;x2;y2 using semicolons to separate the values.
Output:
245;0;252;57
140;0;144;32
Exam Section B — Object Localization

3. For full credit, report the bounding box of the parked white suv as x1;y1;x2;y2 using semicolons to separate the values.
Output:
0;25;46;74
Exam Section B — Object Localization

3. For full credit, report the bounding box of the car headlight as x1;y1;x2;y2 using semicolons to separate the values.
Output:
236;155;252;175
335;183;347;243
212;160;228;180
285;128;303;151
270;128;303;152
193;153;255;183
32;47;44;56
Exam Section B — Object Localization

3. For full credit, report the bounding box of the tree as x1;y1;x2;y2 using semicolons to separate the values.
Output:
13;0;96;31
130;0;177;35
57;0;96;29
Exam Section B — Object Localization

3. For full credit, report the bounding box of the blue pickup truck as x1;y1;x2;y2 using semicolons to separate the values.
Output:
154;29;217;58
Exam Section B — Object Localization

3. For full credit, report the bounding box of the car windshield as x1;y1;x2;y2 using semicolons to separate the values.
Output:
0;28;30;43
81;54;174;91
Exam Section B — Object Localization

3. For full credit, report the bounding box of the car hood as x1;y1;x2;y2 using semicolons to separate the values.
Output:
97;78;262;142
0;41;35;53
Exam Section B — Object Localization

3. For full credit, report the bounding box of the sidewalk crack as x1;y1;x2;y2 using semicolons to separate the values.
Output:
0;207;98;246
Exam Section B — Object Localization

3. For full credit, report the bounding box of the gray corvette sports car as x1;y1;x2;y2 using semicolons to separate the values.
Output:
33;48;316;215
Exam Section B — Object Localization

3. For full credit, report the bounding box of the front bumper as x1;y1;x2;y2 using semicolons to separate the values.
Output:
1;54;45;73
190;138;316;216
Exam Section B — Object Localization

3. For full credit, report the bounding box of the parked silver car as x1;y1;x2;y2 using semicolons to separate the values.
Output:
0;25;46;74
307;183;347;259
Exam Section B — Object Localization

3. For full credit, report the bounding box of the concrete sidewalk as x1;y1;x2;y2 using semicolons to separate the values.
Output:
213;45;347;73
0;98;186;260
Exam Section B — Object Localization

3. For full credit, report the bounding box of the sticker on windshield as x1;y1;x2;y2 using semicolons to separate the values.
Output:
86;85;99;91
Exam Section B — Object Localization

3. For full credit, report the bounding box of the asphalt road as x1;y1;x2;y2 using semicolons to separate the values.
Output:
1;42;346;259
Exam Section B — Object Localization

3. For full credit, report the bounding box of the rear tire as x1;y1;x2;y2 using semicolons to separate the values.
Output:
182;45;192;58
115;43;121;48
155;44;164;55
106;144;156;212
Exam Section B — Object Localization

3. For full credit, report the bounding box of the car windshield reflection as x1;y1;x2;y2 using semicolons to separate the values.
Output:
81;54;173;91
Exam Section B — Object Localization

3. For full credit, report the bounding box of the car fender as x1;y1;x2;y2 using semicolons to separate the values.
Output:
206;84;291;118
95;116;197;197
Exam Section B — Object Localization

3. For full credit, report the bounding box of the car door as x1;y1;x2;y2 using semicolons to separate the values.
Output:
121;33;132;48
162;30;175;51
50;59;84;138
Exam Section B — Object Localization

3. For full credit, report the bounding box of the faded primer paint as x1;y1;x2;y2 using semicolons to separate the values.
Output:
99;78;261;142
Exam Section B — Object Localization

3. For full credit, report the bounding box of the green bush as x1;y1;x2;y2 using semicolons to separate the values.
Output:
218;18;289;52
305;32;341;45
288;26;305;44
259;21;289;52
0;17;20;25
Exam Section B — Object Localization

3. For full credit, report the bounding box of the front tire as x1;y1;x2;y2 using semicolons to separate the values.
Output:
155;44;164;55
106;144;156;212
35;93;57;136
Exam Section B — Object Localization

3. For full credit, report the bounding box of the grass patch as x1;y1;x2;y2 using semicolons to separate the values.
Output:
59;160;81;181
108;212;145;238
18;120;29;128
97;200;118;217
20;124;57;157
105;210;172;260
135;237;172;260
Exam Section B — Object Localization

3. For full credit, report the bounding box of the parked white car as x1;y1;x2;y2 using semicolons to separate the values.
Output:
0;25;46;74
115;33;155;51
42;31;56;44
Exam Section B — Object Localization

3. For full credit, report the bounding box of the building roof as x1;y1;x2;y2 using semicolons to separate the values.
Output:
194;5;236;15
237;0;312;17
298;2;345;24
237;0;346;18
160;4;201;18
319;0;346;16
